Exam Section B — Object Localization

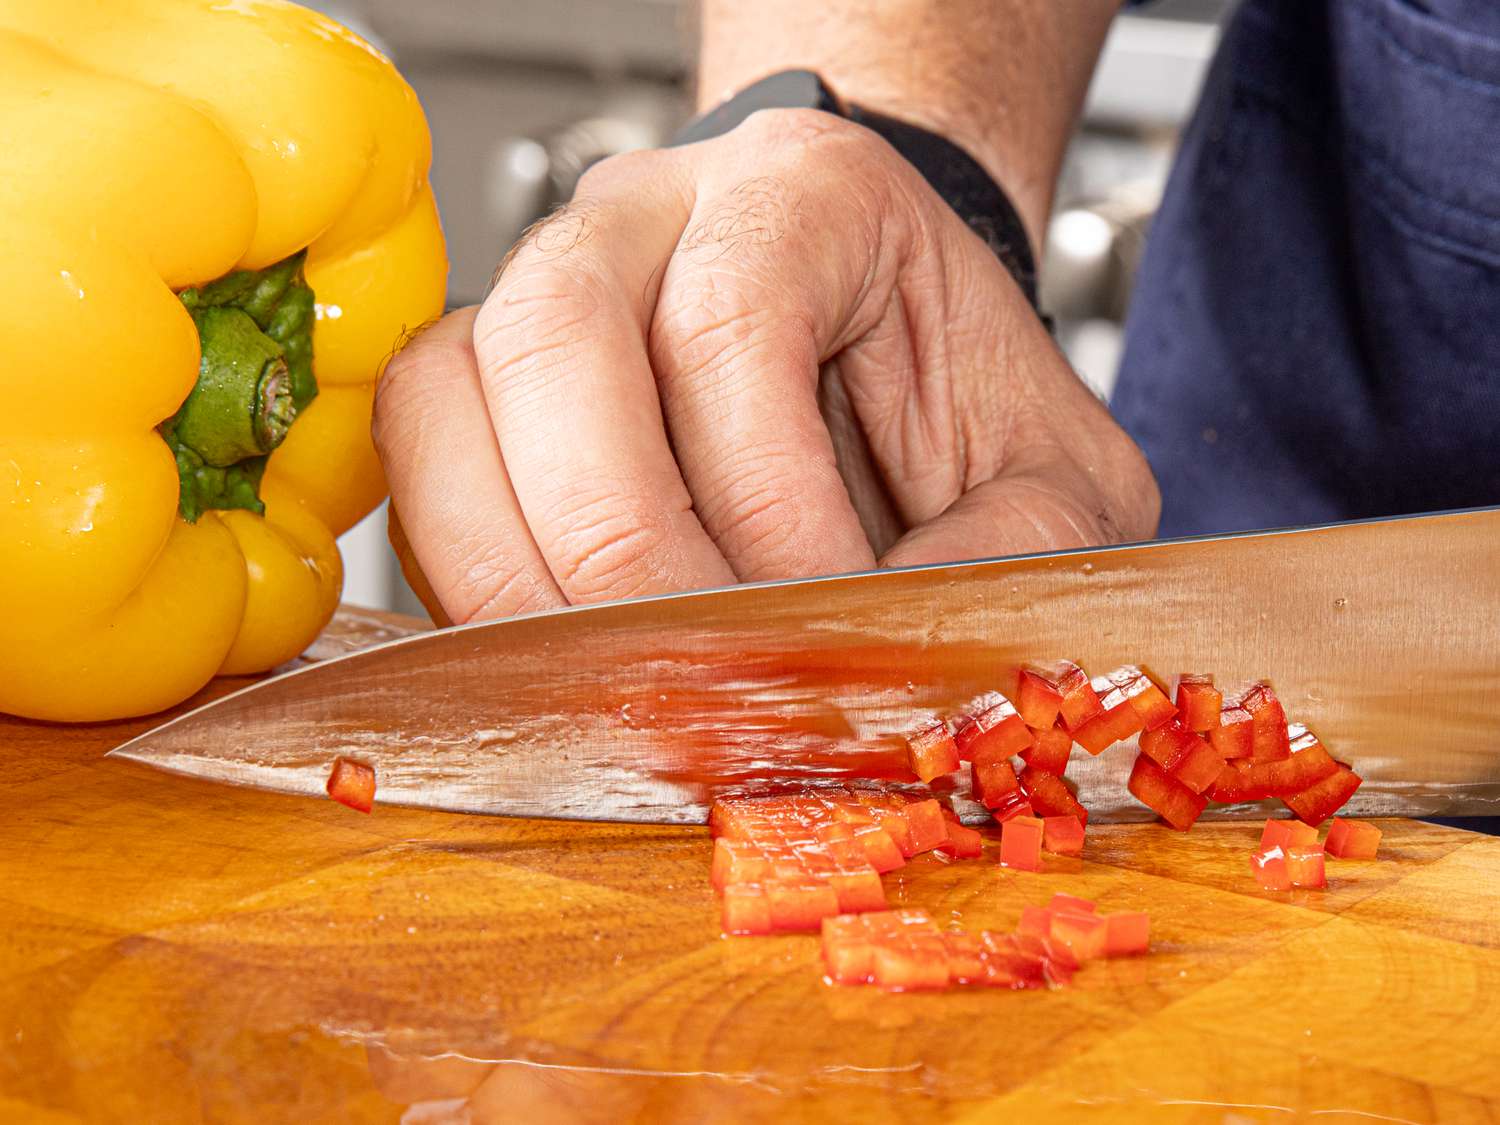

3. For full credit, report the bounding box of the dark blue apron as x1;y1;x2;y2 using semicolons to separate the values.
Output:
1112;0;1500;537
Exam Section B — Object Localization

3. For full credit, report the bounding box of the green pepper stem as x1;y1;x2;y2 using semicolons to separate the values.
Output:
164;252;317;521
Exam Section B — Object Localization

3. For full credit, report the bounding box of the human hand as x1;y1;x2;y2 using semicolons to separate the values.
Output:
374;110;1158;625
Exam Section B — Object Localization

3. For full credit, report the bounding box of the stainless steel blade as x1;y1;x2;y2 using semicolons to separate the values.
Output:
110;508;1500;824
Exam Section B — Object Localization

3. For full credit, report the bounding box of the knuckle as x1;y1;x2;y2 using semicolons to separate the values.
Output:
573;147;666;197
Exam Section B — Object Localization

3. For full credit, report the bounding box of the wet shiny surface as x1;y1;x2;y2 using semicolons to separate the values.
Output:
112;509;1500;823
5;610;1500;1122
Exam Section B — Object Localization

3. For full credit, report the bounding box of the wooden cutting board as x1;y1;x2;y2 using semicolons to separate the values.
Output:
1;607;1497;1124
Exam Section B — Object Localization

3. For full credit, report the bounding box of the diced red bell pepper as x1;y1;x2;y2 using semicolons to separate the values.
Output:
860;799;918;856
1016;666;1064;730
999;814;1045;871
1042;815;1086;857
940;931;989;984
955;692;1032;763
906;720;960;783
1138;721;1193;771
1020;766;1089;827
853;823;906;873
1208;760;1273;803
722;883;773;934
901;797;948;856
1073;675;1146;755
1050;910;1108;961
1285;844;1327;888
1023;660;1103;733
765;879;841;931
1140;720;1224;793
711;838;774;890
1325;817;1382;859
1004;930;1075;985
1172;736;1227;795
1242;682;1291;762
1283;765;1362;827
326;756;376;813
1020;722;1073;775
1127;754;1208;831
1103;911;1151;956
1209;705;1254;759
972;758;1023;811
1129;673;1179;732
1018;904;1054;937
1174;673;1222;732
1249;847;1292;891
1050;892;1097;914
936;817;985;859
1259;817;1319;852
1270;724;1341;792
828;867;888;912
823;912;949;988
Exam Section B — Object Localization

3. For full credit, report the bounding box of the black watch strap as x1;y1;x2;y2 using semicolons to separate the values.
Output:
671;70;1040;309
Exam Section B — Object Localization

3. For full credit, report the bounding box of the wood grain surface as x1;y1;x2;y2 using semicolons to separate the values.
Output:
1;607;1497;1124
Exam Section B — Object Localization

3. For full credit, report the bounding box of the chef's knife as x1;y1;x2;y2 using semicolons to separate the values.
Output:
110;507;1500;823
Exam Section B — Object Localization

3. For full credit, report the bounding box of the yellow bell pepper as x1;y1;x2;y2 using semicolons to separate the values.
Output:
0;0;448;721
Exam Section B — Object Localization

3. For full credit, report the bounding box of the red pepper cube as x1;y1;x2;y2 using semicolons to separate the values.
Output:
1174;674;1223;732
765;879;841;931
1127;673;1178;732
1249;847;1293;891
711;838;774;890
936;818;984;859
1209;705;1254;759
906;720;960;782
991;798;1036;824
1138;722;1191;771
941;931;989;984
955;693;1032;763
1073;670;1150;755
829;868;887;913
1021;660;1103;733
1127;754;1208;831
1050;892;1097;914
1050;910;1109;961
1018;904;1054;937
1325;817;1382;859
1020;723;1073;776
900;798;949;856
1171;734;1228;795
1259;817;1319;852
851;824;906;873
1020;766;1089;827
1016;667;1064;730
1286;844;1327;888
972;758;1022;811
859;799;918;857
1283;766;1363;827
1268;724;1341;794
821;914;875;983
1042;815;1086;857
1103;911;1151;957
986;931;1059;988
1242;682;1291;762
873;934;949;991
722;883;773;935
999;815;1045;872
326;756;375;813
1209;759;1275;803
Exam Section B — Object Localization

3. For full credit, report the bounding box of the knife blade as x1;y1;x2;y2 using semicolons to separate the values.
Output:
110;507;1500;824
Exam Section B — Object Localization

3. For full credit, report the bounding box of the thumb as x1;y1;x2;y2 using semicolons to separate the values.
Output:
877;464;1144;570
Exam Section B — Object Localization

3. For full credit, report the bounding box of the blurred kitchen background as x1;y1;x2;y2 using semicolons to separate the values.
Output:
306;0;1236;616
